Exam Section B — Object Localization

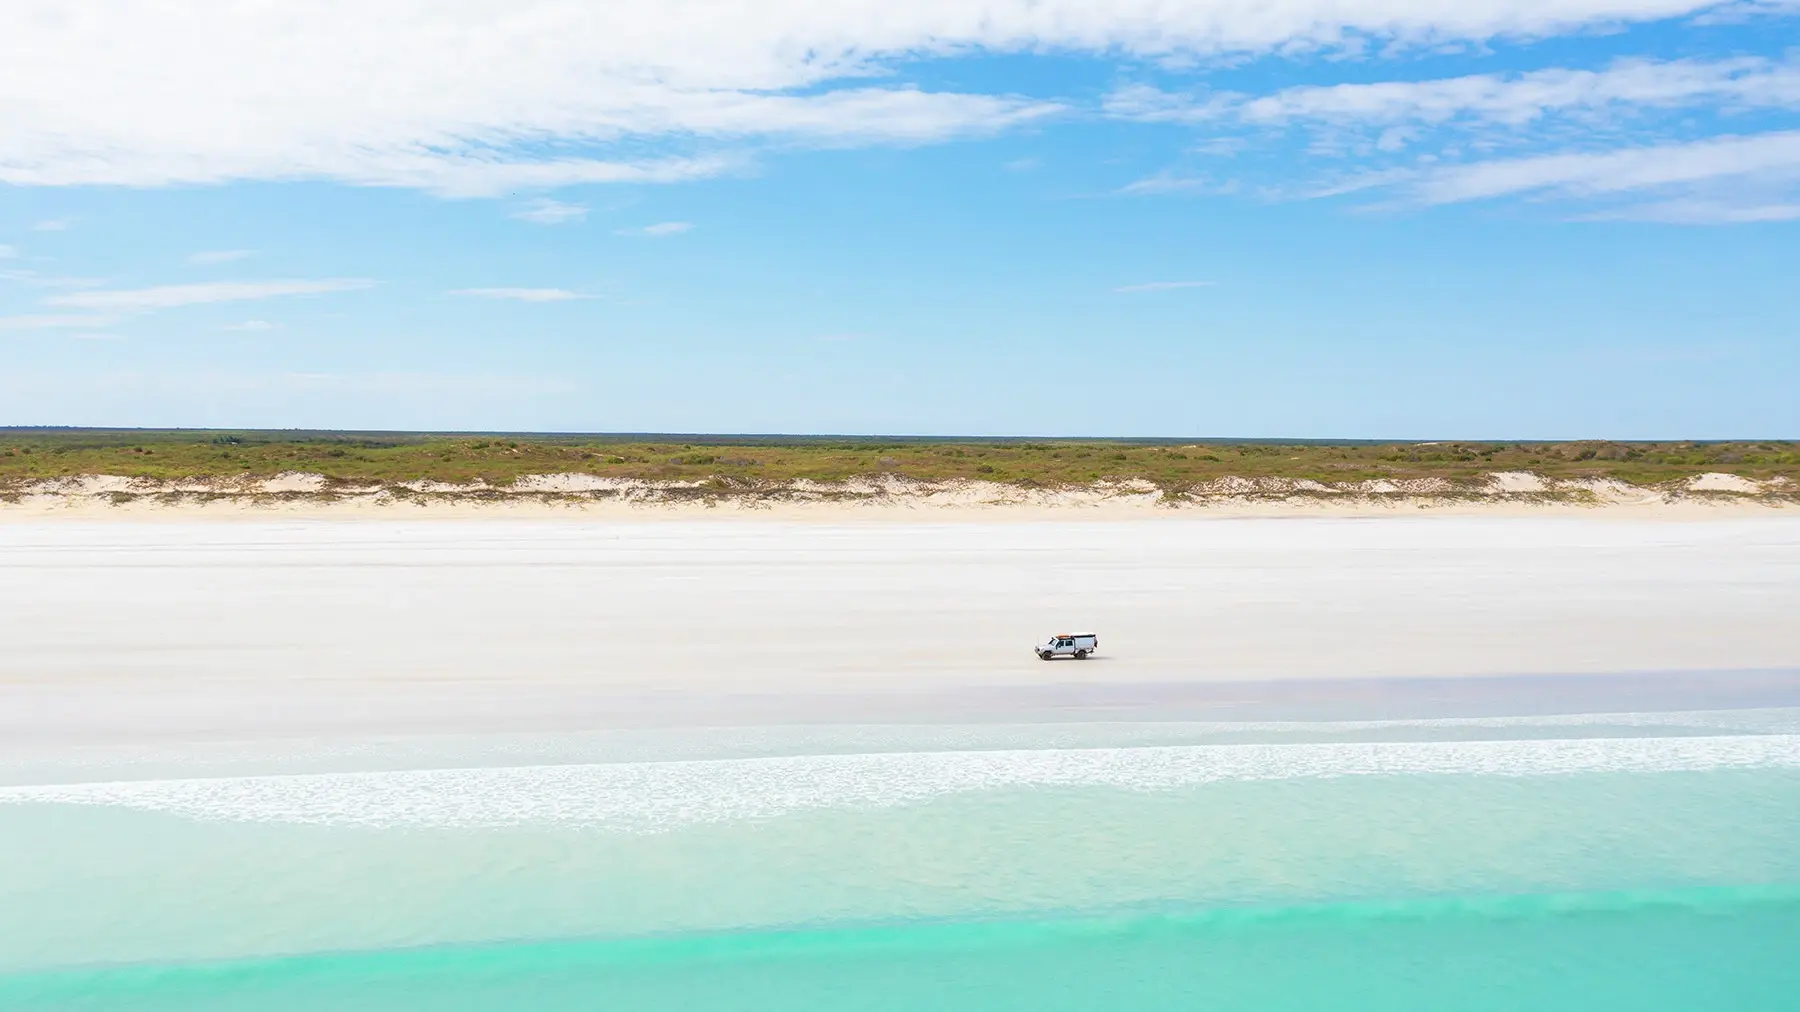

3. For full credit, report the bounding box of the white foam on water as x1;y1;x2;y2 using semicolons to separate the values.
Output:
1209;707;1800;734
4;735;1798;833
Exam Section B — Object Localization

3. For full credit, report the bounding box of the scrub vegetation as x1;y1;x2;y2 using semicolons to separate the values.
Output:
1;430;1796;490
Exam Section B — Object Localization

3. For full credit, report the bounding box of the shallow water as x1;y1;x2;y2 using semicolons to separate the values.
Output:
4;713;1799;1008
9;888;1797;1012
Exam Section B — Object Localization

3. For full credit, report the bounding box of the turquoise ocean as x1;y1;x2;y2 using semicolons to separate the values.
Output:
4;710;1800;1010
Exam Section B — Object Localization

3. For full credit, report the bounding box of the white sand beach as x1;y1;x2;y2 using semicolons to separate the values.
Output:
3;516;1798;748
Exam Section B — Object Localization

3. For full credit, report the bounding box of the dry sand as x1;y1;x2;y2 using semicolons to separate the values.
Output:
3;516;1798;749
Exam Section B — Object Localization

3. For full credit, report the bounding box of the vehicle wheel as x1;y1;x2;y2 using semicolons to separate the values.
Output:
1075;650;1088;660
1038;651;1050;660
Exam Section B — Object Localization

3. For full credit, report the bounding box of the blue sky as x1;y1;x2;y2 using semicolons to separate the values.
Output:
2;2;1797;437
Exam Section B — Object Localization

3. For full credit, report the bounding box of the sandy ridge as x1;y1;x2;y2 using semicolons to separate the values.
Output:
1;470;1795;519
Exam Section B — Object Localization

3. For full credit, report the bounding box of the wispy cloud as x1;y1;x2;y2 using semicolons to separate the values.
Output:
1577;200;1800;223
1;148;741;199
0;7;1067;196
30;218;72;232
1107;56;1800;132
189;249;255;265
1412;130;1800;205
1117;172;1233;196
11;1;1709;193
1104;85;1239;124
1247;57;1800;128
615;221;694;237
1688;0;1800;25
47;278;376;310
0;244;16;258
223;319;281;331
450;287;591;302
1113;280;1216;293
0;313;117;331
3;1;1790;226
511;199;589;225
1190;137;1249;158
1107;51;1800;220
1302;167;1420;200
0;268;103;289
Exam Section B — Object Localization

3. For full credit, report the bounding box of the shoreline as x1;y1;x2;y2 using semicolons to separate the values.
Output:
8;669;1799;756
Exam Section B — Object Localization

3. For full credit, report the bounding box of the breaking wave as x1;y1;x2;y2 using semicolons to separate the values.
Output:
4;734;1797;833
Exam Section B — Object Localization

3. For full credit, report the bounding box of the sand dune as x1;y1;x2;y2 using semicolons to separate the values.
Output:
2;470;1795;520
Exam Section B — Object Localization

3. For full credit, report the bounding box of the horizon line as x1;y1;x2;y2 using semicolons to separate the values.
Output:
1;427;1790;446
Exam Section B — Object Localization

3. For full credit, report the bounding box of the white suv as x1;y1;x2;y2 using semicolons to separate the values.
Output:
1036;633;1098;660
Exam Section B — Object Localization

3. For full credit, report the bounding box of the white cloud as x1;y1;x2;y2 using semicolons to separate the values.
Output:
1104;85;1239;124
1116;172;1234;196
0;244;16;258
450;287;591;302
0;268;103;288
1237;56;1800;127
223;319;281;331
1108;55;1800;132
31;218;71;231
1688;0;1800;24
47;279;377;310
189;249;254;265
512;199;589;225
1265;131;1800;219
1190;137;1249;158
1113;280;1216;292
1412;130;1800;204
1581;200;1800;222
1302;167;1421;200
0;0;1729;193
0;150;737;199
616;221;694;237
0;314;116;331
1110;53;1800;219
